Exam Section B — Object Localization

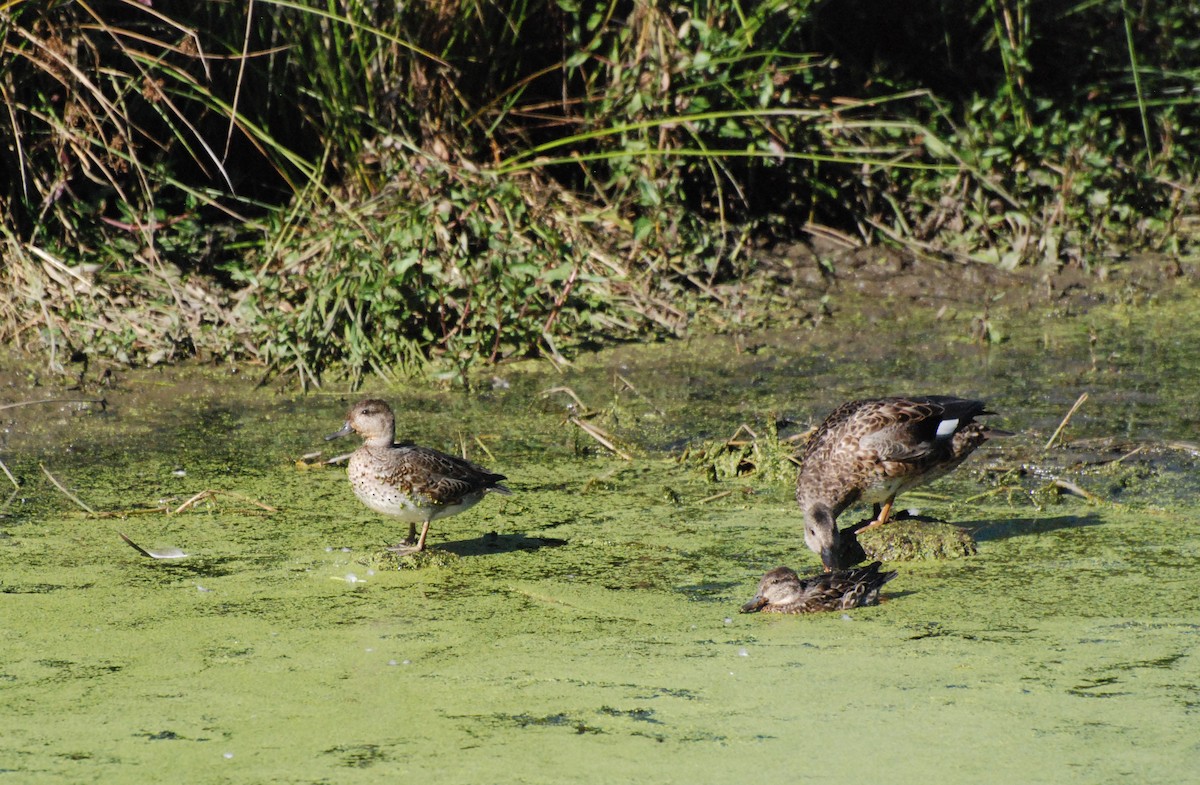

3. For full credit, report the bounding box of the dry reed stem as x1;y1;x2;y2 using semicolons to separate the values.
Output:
173;488;277;514
1108;445;1147;465
725;423;759;446
1052;478;1104;503
472;435;497;463
540;331;571;369
39;463;96;514
1;488;18;515
1044;392;1089;450
0;459;18;489
93;507;171;518
961;485;1029;505
541;385;589;411
0;398;106;412
568;416;632;460
698;489;736;504
615;373;665;416
802;222;861;249
783;425;817;445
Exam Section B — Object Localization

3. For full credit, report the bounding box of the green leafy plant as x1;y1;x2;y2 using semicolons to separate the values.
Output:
1;0;1195;381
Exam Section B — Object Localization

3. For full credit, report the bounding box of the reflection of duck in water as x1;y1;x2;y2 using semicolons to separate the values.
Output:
326;399;511;554
797;395;1006;570
740;562;898;614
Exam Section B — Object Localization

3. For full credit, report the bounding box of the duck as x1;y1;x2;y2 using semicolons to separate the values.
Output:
796;395;1006;570
326;399;511;553
740;562;898;614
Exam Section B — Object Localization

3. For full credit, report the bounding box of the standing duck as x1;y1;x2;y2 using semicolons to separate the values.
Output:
740;562;898;614
796;395;1005;570
326;399;511;553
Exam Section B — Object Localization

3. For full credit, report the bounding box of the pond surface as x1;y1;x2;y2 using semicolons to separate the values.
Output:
2;288;1198;784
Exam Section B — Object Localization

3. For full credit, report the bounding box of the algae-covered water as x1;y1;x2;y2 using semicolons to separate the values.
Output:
2;293;1199;784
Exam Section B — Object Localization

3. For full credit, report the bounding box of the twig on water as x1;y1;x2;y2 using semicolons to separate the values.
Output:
39;463;96;514
1052;478;1104;504
568;417;632;460
94;506;171;519
0;458;18;490
615;373;665;417
783;425;817;445
540;332;571;370
962;485;1028;506
1108;445;1146;465
541;385;590;412
472;435;497;463
173;489;277;514
698;489;736;504
581;466;625;493
725;423;759;447
1044;392;1089;450
0;488;18;516
0;398;106;412
1165;440;1200;456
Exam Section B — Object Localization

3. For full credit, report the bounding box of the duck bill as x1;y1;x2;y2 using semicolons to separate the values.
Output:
740;595;767;614
820;545;840;572
325;421;353;441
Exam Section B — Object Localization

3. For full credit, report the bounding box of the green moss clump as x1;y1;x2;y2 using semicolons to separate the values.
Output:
853;520;977;563
362;548;461;571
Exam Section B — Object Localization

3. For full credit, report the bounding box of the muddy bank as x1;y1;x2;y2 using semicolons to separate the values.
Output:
761;244;1198;309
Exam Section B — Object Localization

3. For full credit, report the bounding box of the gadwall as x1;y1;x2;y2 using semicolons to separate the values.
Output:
797;395;1006;570
740;562;898;614
327;399;511;553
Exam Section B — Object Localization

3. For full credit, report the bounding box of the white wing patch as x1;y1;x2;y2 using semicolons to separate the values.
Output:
935;418;960;438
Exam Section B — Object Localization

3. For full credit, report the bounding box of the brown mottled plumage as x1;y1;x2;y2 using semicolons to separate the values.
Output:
740;562;898;614
797;395;1005;570
326;399;510;553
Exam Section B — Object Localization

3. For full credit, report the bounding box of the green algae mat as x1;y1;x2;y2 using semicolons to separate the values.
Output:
2;297;1198;784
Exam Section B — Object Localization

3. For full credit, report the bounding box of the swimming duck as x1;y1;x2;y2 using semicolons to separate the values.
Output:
326;399;511;553
740;562;898;614
796;395;1005;570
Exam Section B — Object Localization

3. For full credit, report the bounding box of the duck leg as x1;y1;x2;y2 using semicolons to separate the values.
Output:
413;520;431;552
387;522;421;552
387;517;437;554
857;497;896;531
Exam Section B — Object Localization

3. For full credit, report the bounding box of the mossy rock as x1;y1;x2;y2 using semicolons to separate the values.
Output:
852;520;977;563
361;548;461;571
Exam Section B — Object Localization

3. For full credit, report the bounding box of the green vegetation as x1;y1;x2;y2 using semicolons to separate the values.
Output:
3;296;1200;782
2;0;1196;382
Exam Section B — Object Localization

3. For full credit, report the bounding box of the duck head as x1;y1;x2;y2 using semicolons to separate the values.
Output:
326;399;396;447
803;504;842;571
741;566;804;613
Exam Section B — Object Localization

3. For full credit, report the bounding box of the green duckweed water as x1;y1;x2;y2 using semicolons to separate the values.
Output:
2;291;1199;783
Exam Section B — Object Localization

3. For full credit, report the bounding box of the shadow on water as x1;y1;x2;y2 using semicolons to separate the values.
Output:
964;513;1108;542
118;557;243;581
436;532;570;557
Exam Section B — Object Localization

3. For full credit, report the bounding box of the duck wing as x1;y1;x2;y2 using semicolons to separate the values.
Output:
392;445;511;502
801;561;898;609
857;397;990;463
